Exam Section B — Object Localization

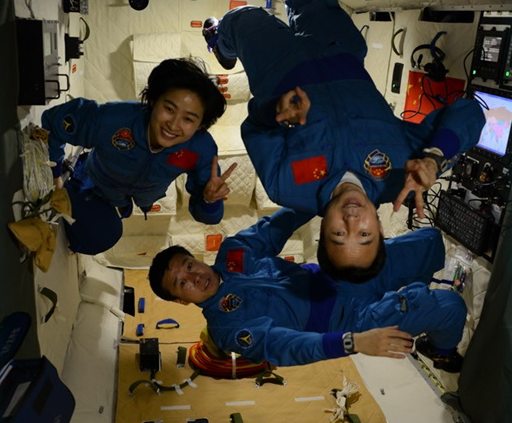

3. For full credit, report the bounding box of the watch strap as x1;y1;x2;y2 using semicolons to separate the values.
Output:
422;148;448;173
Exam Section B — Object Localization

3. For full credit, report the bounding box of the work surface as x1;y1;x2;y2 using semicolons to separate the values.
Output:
115;270;388;423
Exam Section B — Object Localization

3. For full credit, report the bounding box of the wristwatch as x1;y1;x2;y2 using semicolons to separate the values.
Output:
422;148;448;173
342;332;356;355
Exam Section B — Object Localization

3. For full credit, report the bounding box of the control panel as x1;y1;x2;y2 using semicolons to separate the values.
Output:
440;12;512;261
452;85;512;206
470;11;512;91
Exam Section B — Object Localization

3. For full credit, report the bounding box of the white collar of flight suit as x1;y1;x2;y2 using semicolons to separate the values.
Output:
331;171;366;199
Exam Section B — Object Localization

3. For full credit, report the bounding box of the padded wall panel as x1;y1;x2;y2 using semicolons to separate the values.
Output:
33;225;81;375
61;302;121;423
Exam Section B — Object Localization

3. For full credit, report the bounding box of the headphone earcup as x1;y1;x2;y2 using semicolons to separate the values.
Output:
129;0;149;10
424;59;447;82
410;44;430;69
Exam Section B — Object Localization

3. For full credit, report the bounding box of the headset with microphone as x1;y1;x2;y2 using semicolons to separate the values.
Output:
410;31;448;82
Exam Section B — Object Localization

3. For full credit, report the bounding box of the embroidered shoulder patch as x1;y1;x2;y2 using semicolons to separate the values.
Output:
363;149;391;181
291;155;328;185
235;329;253;349
226;248;244;273
61;115;76;134
111;128;135;150
167;149;200;170
219;293;242;312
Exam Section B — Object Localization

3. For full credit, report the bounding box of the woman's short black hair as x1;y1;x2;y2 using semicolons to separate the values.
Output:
148;245;194;301
140;57;226;130
316;232;387;283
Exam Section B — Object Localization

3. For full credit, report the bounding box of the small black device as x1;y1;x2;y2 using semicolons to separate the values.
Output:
230;414;244;423
186;419;209;423
123;286;135;316
176;346;187;368
64;33;84;62
62;0;88;13
139;338;161;372
391;62;404;93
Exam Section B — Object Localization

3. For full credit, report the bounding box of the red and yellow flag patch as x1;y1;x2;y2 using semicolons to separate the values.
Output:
166;149;199;170
226;248;244;273
291;155;328;185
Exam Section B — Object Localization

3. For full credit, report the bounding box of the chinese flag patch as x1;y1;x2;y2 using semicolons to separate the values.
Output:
166;149;200;170
291;155;328;185
226;248;244;273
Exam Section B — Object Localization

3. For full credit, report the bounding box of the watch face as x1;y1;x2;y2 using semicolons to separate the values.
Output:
343;333;354;354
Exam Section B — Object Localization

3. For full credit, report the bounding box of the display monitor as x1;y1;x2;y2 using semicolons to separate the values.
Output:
473;87;512;157
480;34;502;64
471;27;510;84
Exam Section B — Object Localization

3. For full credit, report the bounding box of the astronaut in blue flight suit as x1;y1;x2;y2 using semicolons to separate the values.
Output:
43;58;236;255
149;207;466;373
203;1;486;281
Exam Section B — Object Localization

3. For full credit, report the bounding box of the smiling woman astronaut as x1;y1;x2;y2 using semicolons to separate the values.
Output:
41;57;237;255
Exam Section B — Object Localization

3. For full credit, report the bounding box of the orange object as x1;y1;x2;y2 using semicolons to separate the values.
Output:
206;234;223;251
229;0;247;9
217;75;229;85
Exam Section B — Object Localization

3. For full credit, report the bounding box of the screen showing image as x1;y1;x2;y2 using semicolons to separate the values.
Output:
480;35;502;63
475;90;512;157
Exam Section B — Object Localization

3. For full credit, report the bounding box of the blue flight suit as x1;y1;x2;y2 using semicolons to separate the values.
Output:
42;98;223;254
199;208;466;366
216;2;485;215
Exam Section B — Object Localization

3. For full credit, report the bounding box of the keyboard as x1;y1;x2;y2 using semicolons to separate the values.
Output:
435;190;494;255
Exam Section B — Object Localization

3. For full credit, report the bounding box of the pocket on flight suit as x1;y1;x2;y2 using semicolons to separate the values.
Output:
367;282;435;323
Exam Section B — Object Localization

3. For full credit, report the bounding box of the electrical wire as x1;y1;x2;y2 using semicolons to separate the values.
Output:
24;0;36;19
462;48;475;87
404;182;444;230
402;45;474;121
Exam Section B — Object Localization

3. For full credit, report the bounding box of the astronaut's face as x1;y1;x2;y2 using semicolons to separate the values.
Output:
148;88;204;149
162;253;220;305
322;183;383;270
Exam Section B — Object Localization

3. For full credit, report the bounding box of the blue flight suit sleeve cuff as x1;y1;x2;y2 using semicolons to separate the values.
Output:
51;161;63;178
429;128;460;159
201;198;223;213
322;332;346;359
